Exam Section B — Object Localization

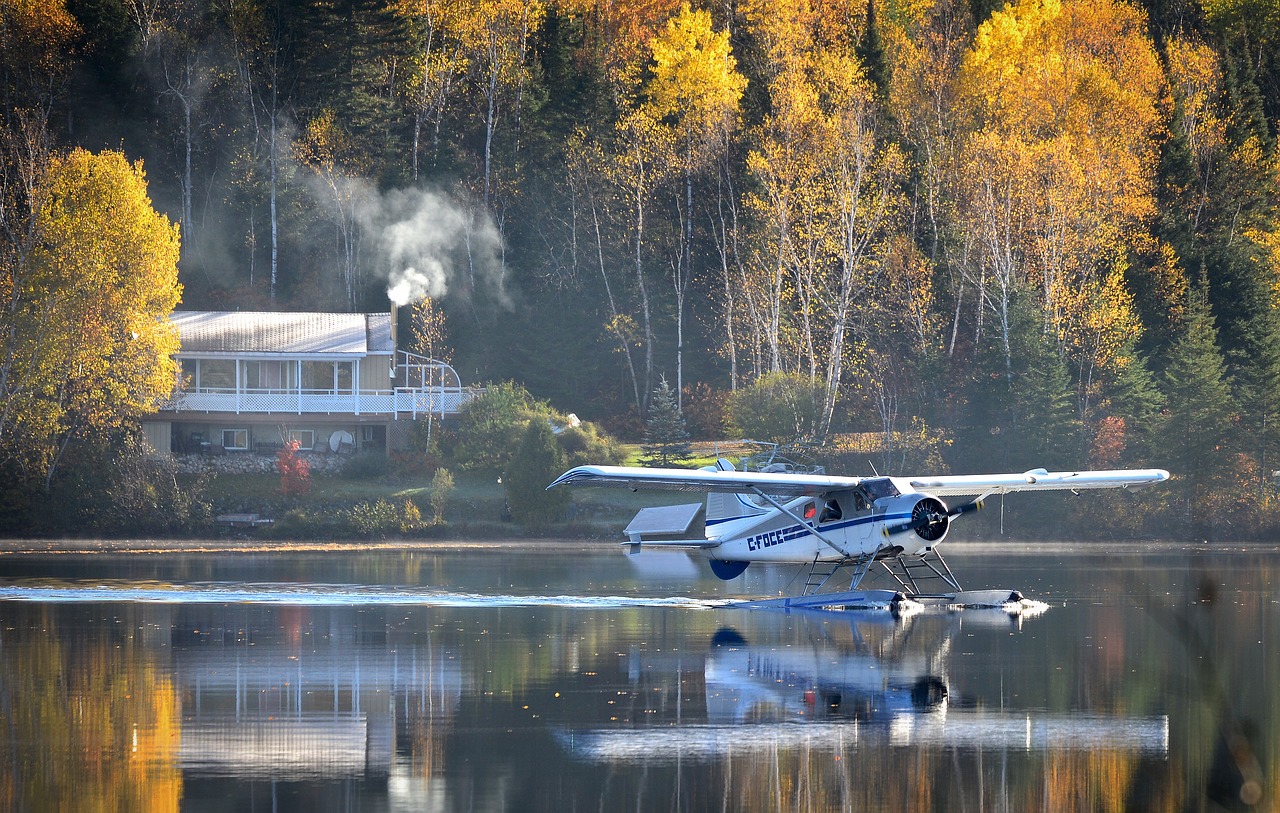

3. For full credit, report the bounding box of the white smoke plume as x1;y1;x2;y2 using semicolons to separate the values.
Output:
358;187;507;307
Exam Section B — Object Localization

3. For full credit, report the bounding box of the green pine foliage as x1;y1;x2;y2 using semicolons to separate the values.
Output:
857;0;890;100
1155;281;1237;533
641;377;692;467
503;418;569;528
1091;333;1165;466
1012;332;1079;471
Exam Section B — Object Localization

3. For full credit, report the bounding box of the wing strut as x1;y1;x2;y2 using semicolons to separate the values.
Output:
747;487;851;558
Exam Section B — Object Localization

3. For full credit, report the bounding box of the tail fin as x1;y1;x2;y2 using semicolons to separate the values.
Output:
705;458;766;523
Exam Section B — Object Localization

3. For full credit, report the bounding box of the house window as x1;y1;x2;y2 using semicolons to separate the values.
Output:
287;429;315;450
302;361;332;392
179;359;198;390
335;362;353;393
221;428;249;451
244;360;296;392
300;361;354;393
199;360;235;391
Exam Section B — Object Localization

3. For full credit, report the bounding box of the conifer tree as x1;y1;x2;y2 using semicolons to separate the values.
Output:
1156;279;1236;534
856;0;889;101
1012;332;1079;470
503;418;567;528
641;376;692;467
1194;47;1277;376
1093;333;1165;465
1237;312;1280;504
1184;50;1280;506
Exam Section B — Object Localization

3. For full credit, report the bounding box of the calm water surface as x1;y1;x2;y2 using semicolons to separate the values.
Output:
0;540;1275;812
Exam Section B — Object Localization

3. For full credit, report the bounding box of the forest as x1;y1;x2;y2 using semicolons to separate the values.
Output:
2;0;1279;536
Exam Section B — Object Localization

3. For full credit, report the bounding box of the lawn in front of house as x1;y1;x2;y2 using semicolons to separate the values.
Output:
190;445;712;538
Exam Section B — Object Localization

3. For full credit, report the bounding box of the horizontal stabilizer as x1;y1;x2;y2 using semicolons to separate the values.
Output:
624;503;708;544
619;538;721;550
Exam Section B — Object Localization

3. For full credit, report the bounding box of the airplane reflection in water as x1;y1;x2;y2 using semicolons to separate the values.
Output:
558;609;1168;763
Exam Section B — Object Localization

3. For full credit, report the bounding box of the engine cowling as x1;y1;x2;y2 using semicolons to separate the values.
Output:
908;496;951;543
882;495;953;554
885;493;984;553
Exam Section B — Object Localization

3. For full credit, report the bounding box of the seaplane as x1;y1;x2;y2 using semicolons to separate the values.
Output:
547;455;1170;610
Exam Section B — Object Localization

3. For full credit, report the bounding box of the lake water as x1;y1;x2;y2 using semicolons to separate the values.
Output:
0;540;1274;812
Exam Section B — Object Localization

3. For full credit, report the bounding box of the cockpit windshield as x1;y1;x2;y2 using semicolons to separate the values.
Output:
860;477;900;502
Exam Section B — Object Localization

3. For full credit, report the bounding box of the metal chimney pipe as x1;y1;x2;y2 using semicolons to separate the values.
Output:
389;302;398;350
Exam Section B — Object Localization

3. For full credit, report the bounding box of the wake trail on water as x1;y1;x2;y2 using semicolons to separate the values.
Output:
0;579;732;609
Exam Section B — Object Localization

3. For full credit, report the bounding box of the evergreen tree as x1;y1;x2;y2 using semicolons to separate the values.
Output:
1154;95;1198;264
856;0;889;101
950;285;1039;474
1012;332;1079;470
503;418;568;528
1093;334;1165;465
641;376;693;467
1156;279;1236;535
1237;312;1280;505
1197;47;1277;376
1191;51;1279;508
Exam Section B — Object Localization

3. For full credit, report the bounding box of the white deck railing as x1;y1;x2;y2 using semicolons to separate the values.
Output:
161;387;474;418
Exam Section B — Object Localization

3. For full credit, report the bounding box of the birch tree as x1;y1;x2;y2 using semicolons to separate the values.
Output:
295;109;372;308
393;0;467;182
644;2;745;405
951;0;1164;404
455;0;545;212
225;0;292;300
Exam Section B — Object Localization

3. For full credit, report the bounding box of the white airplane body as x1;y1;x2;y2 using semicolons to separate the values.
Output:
548;460;1170;595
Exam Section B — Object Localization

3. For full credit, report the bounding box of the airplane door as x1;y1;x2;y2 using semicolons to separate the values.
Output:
820;493;877;557
847;489;878;553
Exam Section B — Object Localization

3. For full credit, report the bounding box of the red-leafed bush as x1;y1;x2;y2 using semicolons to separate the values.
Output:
277;439;312;497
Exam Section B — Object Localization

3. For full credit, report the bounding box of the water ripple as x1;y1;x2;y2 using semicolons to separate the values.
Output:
0;579;732;609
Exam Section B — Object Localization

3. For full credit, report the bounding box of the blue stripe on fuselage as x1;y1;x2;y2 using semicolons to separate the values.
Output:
724;511;913;545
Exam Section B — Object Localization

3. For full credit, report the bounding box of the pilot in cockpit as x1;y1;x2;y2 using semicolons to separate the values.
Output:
820;498;844;522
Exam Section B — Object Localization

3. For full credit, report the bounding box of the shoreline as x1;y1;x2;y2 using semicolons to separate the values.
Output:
0;537;611;555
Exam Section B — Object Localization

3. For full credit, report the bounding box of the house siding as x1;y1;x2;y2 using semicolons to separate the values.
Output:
149;310;470;457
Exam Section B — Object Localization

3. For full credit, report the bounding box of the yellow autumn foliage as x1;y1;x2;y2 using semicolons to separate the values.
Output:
0;147;181;485
646;3;745;150
953;0;1164;376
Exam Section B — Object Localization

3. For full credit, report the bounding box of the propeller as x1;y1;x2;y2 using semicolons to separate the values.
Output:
884;497;984;540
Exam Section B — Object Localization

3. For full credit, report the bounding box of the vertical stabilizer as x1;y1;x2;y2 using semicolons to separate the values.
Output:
705;458;765;523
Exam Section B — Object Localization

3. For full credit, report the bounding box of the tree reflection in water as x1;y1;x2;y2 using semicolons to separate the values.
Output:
0;544;1271;811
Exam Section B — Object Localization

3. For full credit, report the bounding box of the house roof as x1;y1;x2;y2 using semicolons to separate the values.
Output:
172;311;394;355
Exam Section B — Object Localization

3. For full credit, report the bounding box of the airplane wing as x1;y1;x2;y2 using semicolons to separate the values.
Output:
547;465;863;497
904;468;1170;498
549;464;1169;500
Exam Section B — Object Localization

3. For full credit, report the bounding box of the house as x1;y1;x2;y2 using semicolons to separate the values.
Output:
144;310;471;456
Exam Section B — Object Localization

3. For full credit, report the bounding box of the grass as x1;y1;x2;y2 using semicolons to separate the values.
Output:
190;449;683;537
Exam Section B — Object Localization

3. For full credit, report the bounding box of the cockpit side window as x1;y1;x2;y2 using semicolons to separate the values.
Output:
819;499;843;522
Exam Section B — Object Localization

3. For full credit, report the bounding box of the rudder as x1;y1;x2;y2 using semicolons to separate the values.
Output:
705;458;765;524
